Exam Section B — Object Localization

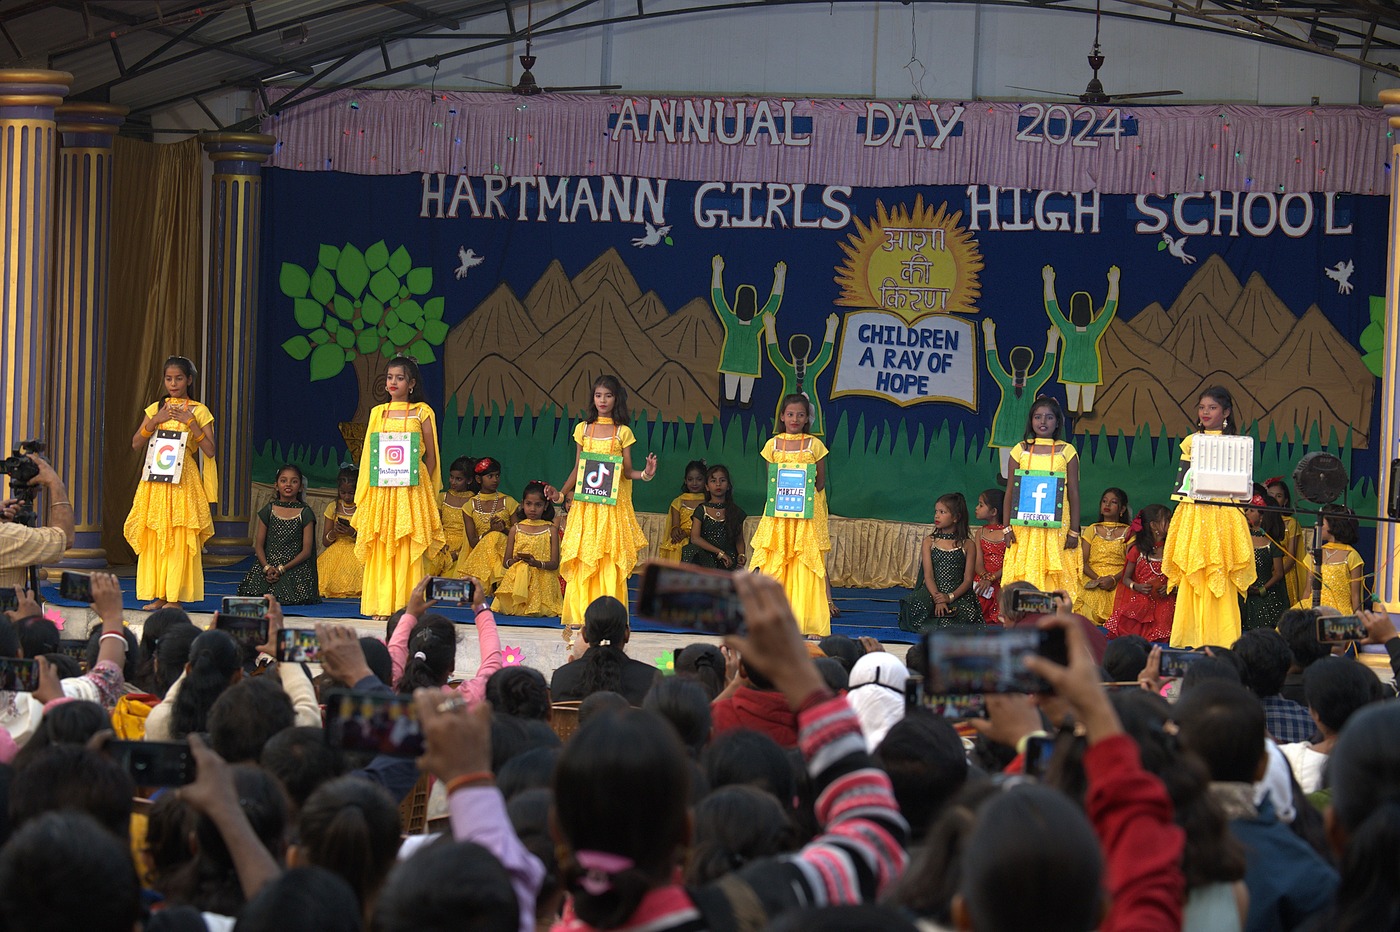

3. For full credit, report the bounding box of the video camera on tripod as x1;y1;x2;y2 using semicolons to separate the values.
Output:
0;440;45;527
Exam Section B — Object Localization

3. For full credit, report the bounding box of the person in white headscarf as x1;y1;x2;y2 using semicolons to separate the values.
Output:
847;651;909;751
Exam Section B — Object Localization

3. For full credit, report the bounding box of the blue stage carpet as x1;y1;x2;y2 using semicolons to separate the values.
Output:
41;559;919;645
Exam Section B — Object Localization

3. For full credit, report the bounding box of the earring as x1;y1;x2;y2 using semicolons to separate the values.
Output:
1223;417;1229;429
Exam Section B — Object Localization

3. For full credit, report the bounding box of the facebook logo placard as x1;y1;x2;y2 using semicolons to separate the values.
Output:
1013;473;1062;527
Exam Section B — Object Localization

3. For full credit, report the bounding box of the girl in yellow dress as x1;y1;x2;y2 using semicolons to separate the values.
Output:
1000;397;1083;603
1076;487;1131;624
749;393;832;638
430;456;476;575
659;460;707;563
457;457;518;595
1265;477;1309;605
124;355;217;610
318;464;364;598
491;482;563;617
548;375;656;628
1292;505;1366;613
1164;386;1256;648
351;356;446;618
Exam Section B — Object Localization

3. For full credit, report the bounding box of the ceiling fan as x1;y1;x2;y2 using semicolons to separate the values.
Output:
460;0;621;95
1008;0;1182;104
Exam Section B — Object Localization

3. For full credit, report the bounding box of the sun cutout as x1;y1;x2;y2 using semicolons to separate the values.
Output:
834;196;983;323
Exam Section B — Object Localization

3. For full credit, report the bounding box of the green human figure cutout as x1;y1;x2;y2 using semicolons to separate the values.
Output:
710;255;786;408
981;318;1061;477
1042;264;1120;416
763;312;839;436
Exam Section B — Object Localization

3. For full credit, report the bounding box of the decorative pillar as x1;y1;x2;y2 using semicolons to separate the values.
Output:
201;132;276;565
51;102;126;567
0;70;71;461
1377;90;1400;608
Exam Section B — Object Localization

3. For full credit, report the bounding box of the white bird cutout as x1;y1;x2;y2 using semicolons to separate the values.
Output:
631;222;672;248
454;247;484;280
1325;260;1355;295
1161;232;1197;265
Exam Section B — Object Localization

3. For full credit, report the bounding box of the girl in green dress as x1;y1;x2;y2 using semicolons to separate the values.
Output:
899;492;982;632
682;464;748;570
1242;485;1289;631
239;464;320;605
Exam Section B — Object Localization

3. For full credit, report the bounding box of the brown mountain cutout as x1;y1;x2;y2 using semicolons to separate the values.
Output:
1166;254;1241;320
550;352;647;416
444;283;541;414
1226;273;1294;355
648;297;724;359
521;280;666;389
1129;302;1172;343
630;290;670;328
1160;293;1263;374
571;247;643;305
1100;317;1199;388
1089;369;1198;437
636;360;720;421
1265;387;1367;446
523;260;579;331
1242;305;1372;437
448;353;551;416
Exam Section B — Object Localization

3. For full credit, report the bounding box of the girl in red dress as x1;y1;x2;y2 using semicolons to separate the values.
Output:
972;488;1008;624
1106;504;1175;642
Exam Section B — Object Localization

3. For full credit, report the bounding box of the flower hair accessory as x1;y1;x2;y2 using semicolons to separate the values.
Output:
1128;512;1144;535
1249;493;1267;507
1264;476;1285;488
575;850;635;895
474;457;500;475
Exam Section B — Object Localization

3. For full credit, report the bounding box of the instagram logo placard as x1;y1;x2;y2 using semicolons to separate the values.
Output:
384;444;406;465
372;431;419;487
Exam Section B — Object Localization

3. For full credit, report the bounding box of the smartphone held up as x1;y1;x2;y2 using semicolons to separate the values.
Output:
636;561;746;637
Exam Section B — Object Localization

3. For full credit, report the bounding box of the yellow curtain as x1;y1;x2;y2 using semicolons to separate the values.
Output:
102;136;204;564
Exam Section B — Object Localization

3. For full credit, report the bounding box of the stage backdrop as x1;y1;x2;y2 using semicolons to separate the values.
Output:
257;94;1387;543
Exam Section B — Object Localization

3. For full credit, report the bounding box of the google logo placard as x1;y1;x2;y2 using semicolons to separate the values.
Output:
155;443;180;470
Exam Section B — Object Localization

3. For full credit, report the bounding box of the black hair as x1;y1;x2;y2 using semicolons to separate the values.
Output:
384;355;426;404
149;622;201;698
134;606;194;692
1111;690;1246;890
1174;680;1267;783
448;456;479;493
680;459;707;492
1321;503;1360;546
84;624;142;683
15;614;59;659
163;354;198;382
1303;656;1379;736
1197;385;1238;435
8;745;134;839
673;643;725;700
1100;487;1130;523
1021;395;1065;442
0;617;18;658
337;462;359;485
702;728;796;806
554;710;689;929
586;374;631;426
960;784;1104;932
297;775;402;912
1267;478;1294;514
143;793;196;896
1328;702;1400;931
775;393;813;434
578;690;631;726
473;456;501;479
235;866;363;932
1277;608;1332;669
874;710;968;843
1133;504;1170;560
374;840;519;932
1231;628;1293;699
1179;655;1242;695
497;746;560;801
514;480;556;522
170;629;242;739
886;780;1002;922
0;810;141;932
814;656;849;692
273;463;307;503
1102;635;1151;682
13;700;109;768
506;788;565;927
769;906;920;932
934;492;971;544
383;609;407;645
643;677;712;757
359;636;393;688
489;713;560;773
685;784;795;885
261;726;348;811
208;675;296;763
579;596;630;698
1248;482;1286;543
817;634;862;673
44;651;80;679
979;487;1005;525
484;666;551;720
905;640;928;679
395;614;456;693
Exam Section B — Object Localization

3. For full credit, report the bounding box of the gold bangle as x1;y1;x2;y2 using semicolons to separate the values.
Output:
140;428;154;438
50;500;71;507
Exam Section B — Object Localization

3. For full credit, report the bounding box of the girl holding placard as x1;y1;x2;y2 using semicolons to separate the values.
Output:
124;355;218;610
749;393;832;637
1000;396;1083;604
351;356;445;618
548;375;655;629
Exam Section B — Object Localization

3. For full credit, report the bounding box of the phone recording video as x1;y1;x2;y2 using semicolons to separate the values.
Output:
425;576;475;605
0;587;16;613
215;613;270;650
636;561;745;636
277;628;320;664
1318;614;1367;644
0;658;41;692
1010;589;1060;616
107;740;195;787
1158;648;1203;679
58;571;93;603
1023;735;1059;780
323;689;425;758
924;625;1068;695
905;676;988;720
221;595;269;620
